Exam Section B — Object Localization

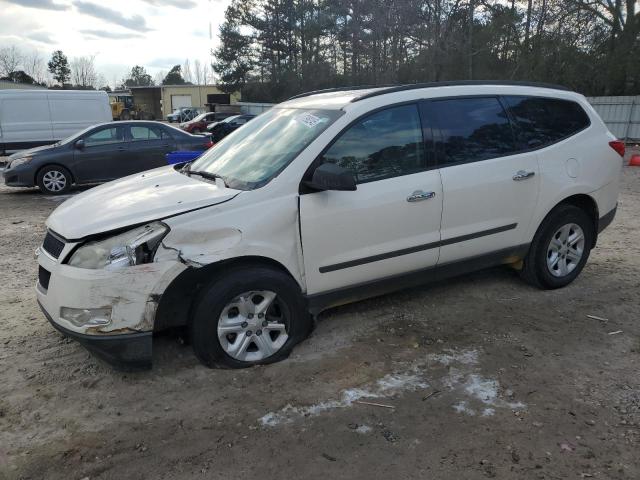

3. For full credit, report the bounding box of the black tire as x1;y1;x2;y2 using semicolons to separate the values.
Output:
36;165;72;195
120;110;131;121
519;204;595;289
190;266;312;368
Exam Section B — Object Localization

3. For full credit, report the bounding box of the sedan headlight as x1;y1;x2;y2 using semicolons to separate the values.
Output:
68;222;169;270
9;156;32;168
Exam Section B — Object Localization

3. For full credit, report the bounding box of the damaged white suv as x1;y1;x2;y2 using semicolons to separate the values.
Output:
36;82;623;370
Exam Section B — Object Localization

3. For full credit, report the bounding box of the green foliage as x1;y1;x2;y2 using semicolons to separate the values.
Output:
47;50;70;86
162;65;187;85
123;65;154;88
212;0;640;101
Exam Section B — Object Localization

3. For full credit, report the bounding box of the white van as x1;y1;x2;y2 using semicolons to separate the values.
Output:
0;89;112;154
35;82;623;370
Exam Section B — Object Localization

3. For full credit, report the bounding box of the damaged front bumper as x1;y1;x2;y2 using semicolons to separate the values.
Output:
36;240;186;370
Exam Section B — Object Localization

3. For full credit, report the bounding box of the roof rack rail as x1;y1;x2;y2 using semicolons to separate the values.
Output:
287;84;396;101
351;80;571;102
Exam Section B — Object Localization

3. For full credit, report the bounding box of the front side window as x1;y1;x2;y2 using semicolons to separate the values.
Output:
84;127;124;146
188;108;343;190
130;126;161;141
503;96;590;148
320;104;425;183
426;97;515;166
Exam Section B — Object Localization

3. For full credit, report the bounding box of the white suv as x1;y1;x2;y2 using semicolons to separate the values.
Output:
36;82;624;370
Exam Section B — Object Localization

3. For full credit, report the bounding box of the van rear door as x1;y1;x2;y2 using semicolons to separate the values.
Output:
0;93;53;149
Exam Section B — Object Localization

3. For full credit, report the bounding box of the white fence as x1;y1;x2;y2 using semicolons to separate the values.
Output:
236;102;275;115
587;96;640;142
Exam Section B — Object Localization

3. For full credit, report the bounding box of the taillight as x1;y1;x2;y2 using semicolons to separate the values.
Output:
204;140;214;149
609;140;625;157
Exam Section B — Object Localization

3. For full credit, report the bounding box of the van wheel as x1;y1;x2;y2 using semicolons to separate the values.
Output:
520;204;594;289
37;166;72;195
190;266;312;368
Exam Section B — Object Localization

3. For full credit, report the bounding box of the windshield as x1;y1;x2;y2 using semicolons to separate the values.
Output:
58;125;97;145
188;108;343;190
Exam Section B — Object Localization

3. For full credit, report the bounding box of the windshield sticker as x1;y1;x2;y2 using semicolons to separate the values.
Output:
296;113;328;128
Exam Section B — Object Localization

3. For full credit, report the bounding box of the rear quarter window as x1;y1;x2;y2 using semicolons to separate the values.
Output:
503;96;590;149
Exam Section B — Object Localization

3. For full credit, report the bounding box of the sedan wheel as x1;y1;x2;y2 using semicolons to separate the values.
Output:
546;223;585;277
37;166;72;195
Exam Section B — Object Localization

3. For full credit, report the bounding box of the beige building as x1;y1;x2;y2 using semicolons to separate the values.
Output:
131;84;241;120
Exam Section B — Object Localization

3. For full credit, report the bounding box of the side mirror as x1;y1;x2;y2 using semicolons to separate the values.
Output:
74;139;85;150
305;163;357;192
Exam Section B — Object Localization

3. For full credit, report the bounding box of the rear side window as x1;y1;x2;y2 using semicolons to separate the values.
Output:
503;96;590;149
130;126;162;141
426;97;516;166
320;104;425;183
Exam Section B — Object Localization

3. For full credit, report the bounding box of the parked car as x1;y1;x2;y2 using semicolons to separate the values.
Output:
166;107;200;123
36;81;623;370
0;89;112;154
3;121;213;194
206;114;256;143
179;112;234;134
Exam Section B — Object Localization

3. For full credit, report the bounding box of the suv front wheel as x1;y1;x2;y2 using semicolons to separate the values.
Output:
520;204;595;289
190;266;312;368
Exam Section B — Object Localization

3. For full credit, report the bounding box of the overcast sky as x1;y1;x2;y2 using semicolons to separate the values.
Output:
0;0;231;87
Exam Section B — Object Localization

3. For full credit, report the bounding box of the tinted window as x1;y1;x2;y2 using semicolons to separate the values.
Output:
427;97;515;166
321;104;425;183
84;127;124;146
130;126;161;141
503;96;590;148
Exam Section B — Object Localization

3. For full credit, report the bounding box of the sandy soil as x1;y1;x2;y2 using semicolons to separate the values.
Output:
0;156;639;480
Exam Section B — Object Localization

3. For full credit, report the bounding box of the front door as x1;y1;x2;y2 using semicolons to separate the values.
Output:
73;125;128;182
422;97;540;265
300;103;443;295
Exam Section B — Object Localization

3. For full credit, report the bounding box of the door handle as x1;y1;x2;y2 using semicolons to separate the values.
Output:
513;170;535;181
407;190;436;202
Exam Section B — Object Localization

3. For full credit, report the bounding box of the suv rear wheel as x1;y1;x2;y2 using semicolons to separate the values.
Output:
37;165;72;195
190;266;312;368
520;204;594;289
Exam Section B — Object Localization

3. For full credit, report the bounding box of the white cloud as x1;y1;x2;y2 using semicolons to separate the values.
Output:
0;0;231;87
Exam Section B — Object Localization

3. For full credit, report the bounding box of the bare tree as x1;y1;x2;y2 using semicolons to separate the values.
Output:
70;55;98;88
154;70;167;86
23;50;46;84
182;58;193;83
0;46;22;77
194;59;203;85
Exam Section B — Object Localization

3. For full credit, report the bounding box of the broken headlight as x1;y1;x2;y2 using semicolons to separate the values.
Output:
68;222;169;270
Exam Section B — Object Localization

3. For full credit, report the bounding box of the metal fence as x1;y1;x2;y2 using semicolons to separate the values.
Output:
587;96;640;142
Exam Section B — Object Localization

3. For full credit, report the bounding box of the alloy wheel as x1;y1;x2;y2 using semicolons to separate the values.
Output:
217;290;289;362
546;223;585;277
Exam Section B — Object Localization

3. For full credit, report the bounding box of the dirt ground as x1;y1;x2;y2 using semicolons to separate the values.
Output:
0;155;639;480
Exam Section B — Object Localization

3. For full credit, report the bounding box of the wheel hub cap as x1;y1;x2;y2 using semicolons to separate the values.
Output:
217;290;289;362
42;171;66;192
546;223;585;277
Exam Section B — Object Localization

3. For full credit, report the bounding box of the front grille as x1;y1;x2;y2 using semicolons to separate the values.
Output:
42;231;65;259
38;266;51;290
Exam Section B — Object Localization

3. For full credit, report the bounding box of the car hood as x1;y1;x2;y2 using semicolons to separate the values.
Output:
9;144;57;159
47;166;241;240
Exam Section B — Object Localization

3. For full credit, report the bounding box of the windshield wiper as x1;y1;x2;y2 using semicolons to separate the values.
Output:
186;169;228;187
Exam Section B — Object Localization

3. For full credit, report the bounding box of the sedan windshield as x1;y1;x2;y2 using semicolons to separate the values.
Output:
188;108;343;190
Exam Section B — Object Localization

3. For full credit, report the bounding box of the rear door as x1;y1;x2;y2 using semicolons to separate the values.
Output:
424;97;540;265
125;124;174;174
73;125;128;182
300;103;443;294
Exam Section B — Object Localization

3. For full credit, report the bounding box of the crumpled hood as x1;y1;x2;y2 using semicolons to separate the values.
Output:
47;166;241;240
